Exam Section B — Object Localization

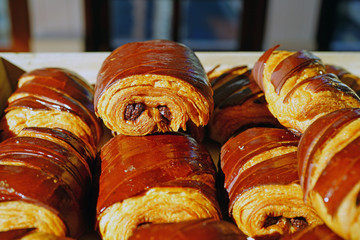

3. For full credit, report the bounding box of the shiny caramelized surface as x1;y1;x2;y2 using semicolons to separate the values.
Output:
251;46;360;133
0;127;95;237
97;133;218;215
96;133;221;240
129;219;247;240
94;40;213;136
0;68;102;151
95;39;213;107
208;66;280;143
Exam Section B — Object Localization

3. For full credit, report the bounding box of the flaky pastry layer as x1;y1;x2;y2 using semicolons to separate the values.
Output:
232;184;323;238
98;187;220;240
1;108;93;151
253;48;360;133
0;201;66;237
96;74;211;136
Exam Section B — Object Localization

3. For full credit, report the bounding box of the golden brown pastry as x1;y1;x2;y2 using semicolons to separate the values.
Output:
0;68;102;154
96;133;221;240
0;228;74;240
208;65;281;143
221;127;323;239
129;219;247;240
325;64;360;95
251;45;360;134
0;127;95;238
298;108;360;240
280;225;343;240
94;39;213;136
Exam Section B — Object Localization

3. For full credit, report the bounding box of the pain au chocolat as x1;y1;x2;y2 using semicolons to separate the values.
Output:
298;108;360;240
252;45;360;134
221;127;322;239
129;219;247;240
0;68;102;154
0;127;95;238
96;133;221;240
94;39;213;136
207;65;280;143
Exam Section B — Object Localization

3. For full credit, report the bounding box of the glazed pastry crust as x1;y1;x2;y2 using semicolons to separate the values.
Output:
96;133;221;240
0;68;102;154
129;219;247;240
208;66;280;143
95;40;213;136
252;47;360;133
298;108;360;240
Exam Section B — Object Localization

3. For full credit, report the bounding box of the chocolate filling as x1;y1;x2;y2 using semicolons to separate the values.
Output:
158;105;171;122
125;103;145;120
263;216;281;228
356;191;360;206
263;216;308;230
290;217;308;230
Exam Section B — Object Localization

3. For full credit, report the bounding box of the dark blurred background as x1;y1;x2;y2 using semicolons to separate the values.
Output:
1;0;360;52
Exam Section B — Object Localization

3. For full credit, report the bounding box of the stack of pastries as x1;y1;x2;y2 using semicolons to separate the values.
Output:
250;45;360;239
0;68;101;238
2;40;360;239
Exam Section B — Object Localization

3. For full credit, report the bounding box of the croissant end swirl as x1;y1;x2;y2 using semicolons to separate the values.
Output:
252;45;360;133
221;127;323;238
298;108;360;240
94;39;213;136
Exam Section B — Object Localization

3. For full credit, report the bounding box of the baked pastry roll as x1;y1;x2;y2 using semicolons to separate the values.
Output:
94;39;213;136
0;68;102;154
252;45;360;133
280;225;343;240
221;127;322;239
96;133;221;240
325;64;360;95
208;65;280;143
0;127;94;238
298;108;360;240
129;219;247;240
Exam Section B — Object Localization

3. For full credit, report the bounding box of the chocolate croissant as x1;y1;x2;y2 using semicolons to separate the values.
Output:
298;108;360;240
94;39;213;136
252;45;360;134
0;127;94;238
208;65;280;143
221;127;323;238
96;133;221;240
0;68;102;154
129;219;247;240
325;64;360;96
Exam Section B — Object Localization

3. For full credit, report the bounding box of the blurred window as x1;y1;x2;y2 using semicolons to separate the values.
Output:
317;0;360;51
0;0;11;49
108;0;243;51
